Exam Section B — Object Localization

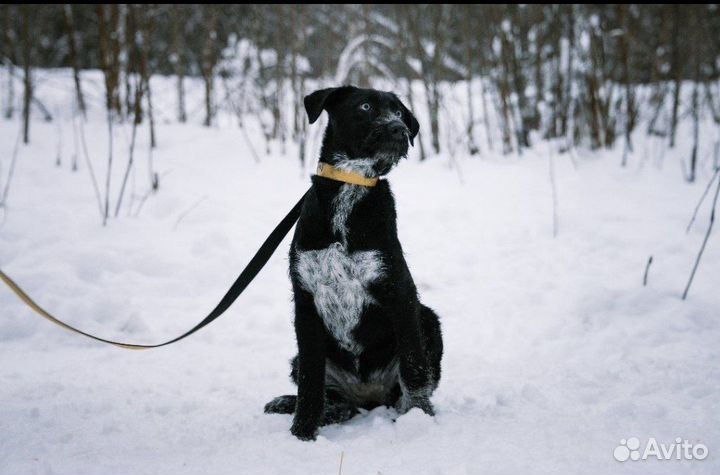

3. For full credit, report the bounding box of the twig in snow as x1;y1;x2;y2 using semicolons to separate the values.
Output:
102;108;114;226
55;107;63;167
221;75;261;164
682;175;720;300
686;167;720;234
548;142;559;238
115;74;142;217
132;170;172;218
78;115;104;219
643;255;653;286
0;125;23;206
0;203;7;232
447;151;465;186
173;196;208;231
70;110;79;171
564;139;579;171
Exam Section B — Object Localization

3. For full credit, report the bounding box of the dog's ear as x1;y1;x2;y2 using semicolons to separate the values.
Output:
399;101;420;146
304;86;356;124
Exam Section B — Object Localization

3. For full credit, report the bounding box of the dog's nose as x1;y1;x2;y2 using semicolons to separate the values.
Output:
390;124;406;141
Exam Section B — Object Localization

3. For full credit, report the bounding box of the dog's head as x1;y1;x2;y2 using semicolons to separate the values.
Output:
305;86;419;177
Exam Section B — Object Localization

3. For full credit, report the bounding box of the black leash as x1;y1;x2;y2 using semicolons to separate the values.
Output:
0;189;309;350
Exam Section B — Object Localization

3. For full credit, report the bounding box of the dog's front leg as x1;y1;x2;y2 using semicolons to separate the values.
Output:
391;302;435;416
291;290;326;441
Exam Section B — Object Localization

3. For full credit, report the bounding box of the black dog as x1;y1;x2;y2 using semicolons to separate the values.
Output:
265;86;443;441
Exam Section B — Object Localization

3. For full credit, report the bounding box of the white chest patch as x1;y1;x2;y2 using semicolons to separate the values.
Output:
295;182;382;354
331;183;369;244
296;244;383;354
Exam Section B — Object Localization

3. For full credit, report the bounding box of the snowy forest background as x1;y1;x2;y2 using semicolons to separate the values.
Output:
3;4;720;170
1;4;720;475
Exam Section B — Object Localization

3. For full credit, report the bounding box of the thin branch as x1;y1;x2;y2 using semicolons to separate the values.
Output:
0;125;23;206
686;167;720;233
115;74;142;217
221;75;261;163
78;114;105;218
103;108;114;226
54;106;63;167
548;142;559;238
682;175;720;300
643;255;653;286
133;170;171;218
70;108;79;172
173;196;208;231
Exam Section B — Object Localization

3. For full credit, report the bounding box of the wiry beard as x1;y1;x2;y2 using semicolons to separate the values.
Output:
332;152;403;178
362;119;410;158
331;116;410;178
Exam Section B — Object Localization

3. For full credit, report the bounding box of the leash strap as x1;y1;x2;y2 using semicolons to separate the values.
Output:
0;189;310;350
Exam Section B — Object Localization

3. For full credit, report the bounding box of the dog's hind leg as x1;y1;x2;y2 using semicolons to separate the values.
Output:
264;395;297;414
420;304;443;389
264;355;301;414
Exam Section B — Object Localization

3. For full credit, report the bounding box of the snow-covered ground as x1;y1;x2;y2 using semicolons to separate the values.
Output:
1;71;719;474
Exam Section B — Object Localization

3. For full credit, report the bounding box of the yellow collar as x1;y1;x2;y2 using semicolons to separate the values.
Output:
316;162;379;187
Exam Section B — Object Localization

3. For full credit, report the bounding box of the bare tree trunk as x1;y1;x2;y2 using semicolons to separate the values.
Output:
561;4;575;139
171;6;186;123
103;108;113;226
97;4;121;226
409;5;444;156
63;4;86;118
97;4;121;117
272;7;285;145
200;8;218;127
494;62;514;154
394;5;427;161
202;76;213;127
426;82;441;155
405;78;427;161
532;10;544;132
461;6;478;155
505;7;531;148
138;7;156;148
688;59;700;183
146;80;156;147
480;77;494;152
669;5;683;148
646;6;668;137
3;5;16;120
115;74;143;217
618;4;636;167
687;7;704;183
291;5;306;166
20;5;31;144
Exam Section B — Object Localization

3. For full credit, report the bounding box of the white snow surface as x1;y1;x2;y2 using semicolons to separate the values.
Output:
1;71;719;475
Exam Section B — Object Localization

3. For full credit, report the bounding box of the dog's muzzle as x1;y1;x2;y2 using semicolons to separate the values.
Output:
365;117;410;159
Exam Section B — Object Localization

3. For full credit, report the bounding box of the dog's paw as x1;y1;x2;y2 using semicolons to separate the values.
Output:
395;388;435;416
290;421;318;441
264;395;297;414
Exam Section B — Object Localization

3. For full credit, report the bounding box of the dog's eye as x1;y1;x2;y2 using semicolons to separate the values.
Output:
393;110;402;118
360;103;371;111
